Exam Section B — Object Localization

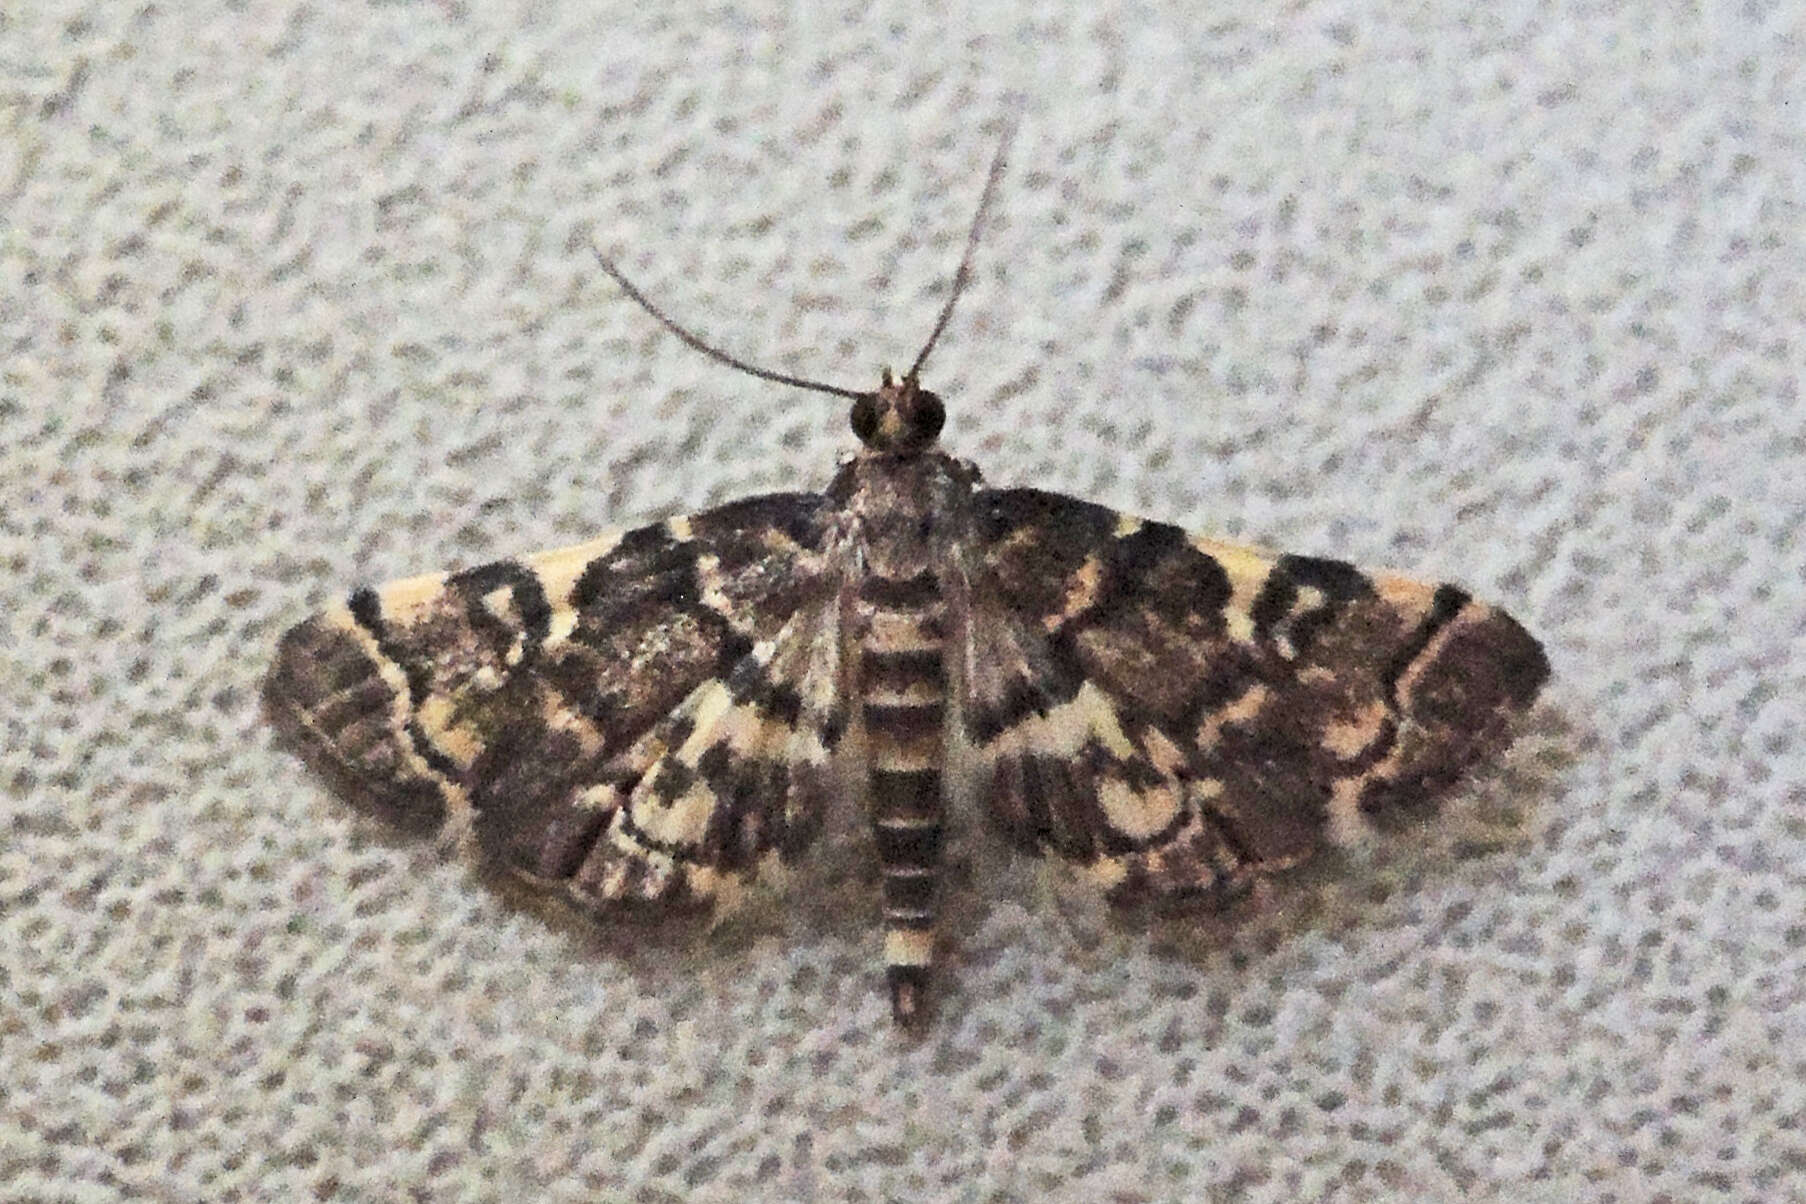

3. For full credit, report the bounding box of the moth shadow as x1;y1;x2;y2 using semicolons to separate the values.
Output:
474;860;721;967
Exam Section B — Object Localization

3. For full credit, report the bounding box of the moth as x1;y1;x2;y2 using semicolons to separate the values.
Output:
264;134;1548;1025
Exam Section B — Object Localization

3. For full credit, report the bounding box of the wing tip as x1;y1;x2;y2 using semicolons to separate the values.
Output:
262;613;450;836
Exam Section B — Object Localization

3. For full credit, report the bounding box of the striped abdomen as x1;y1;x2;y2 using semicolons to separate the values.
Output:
857;568;949;1024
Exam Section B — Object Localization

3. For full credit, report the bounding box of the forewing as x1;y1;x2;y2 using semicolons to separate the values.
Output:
263;492;840;907
966;487;1549;905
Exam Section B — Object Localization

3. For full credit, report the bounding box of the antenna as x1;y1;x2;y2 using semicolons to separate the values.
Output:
906;116;1017;382
589;251;868;401
595;115;1017;398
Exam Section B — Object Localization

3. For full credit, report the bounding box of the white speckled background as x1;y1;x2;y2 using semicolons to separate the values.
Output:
4;1;1802;1199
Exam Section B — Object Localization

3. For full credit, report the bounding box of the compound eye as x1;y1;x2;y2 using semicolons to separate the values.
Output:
914;391;945;444
850;395;879;444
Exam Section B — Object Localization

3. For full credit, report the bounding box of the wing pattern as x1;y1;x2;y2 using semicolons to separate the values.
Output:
966;487;1549;907
263;492;842;911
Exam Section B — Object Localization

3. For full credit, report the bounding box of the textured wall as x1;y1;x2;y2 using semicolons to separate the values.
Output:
4;1;1802;1199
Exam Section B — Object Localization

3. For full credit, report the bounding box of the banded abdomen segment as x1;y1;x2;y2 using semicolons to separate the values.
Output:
857;569;950;1025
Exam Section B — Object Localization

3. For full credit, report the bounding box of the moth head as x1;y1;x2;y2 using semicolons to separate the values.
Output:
851;369;945;457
